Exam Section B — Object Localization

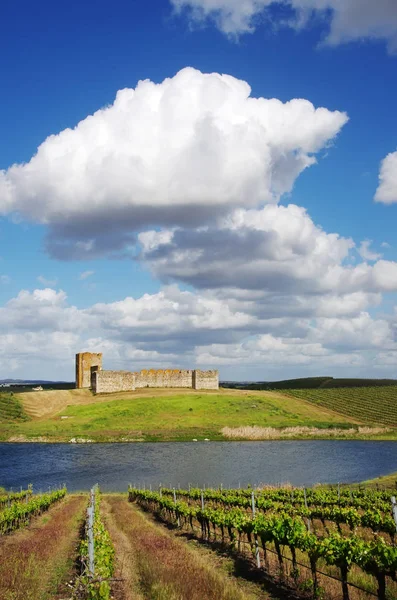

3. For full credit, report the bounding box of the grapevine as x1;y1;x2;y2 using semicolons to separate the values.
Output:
0;485;33;509
0;487;66;534
129;487;397;600
74;487;115;600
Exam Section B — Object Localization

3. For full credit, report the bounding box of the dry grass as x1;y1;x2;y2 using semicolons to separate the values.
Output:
103;496;260;600
19;389;94;418
0;495;85;600
221;425;390;440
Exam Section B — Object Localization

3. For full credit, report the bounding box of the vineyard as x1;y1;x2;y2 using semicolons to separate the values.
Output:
2;480;397;599
0;392;29;422
222;378;397;391
74;485;115;600
0;486;66;534
287;387;397;427
129;484;397;600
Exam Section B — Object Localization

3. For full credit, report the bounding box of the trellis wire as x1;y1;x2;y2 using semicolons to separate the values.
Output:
183;510;379;597
138;493;390;599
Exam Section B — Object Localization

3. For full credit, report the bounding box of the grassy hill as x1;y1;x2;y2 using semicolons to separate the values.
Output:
0;387;394;442
287;386;397;427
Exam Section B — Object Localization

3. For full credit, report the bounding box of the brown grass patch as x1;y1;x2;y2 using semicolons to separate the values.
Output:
221;425;390;440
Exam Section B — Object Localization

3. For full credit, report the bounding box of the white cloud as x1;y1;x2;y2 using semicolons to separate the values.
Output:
79;270;95;280
0;284;396;380
0;68;347;258
0;289;85;333
139;204;397;296
358;240;382;262
375;150;397;205
171;0;397;52
37;275;58;287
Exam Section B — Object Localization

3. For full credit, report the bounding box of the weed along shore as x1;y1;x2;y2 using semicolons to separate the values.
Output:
1;386;397;443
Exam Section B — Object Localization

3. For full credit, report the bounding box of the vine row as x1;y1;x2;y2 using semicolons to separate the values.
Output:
0;485;33;509
0;487;67;535
129;488;397;600
159;487;397;538
74;486;115;600
159;485;392;511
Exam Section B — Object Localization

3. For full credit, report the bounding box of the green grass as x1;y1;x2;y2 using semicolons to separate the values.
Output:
0;392;29;422
287;386;397;427
0;390;363;442
359;471;397;489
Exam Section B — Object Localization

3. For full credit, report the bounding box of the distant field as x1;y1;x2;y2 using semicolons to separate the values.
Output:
287;386;397;427
223;376;397;390
0;388;365;442
0;393;29;422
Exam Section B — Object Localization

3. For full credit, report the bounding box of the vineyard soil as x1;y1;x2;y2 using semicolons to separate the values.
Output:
0;494;85;600
102;495;266;600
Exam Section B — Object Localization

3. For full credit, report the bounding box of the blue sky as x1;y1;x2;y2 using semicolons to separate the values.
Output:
1;0;397;380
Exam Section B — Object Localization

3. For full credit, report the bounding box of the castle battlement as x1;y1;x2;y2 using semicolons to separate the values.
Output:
75;353;219;393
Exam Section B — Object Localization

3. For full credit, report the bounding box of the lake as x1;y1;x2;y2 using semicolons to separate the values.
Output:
1;440;397;492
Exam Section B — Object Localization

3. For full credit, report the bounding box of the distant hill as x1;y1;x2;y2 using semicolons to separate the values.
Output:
221;376;397;390
0;380;75;392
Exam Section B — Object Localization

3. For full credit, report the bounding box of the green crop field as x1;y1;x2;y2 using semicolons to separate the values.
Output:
287;386;397;427
0;393;29;422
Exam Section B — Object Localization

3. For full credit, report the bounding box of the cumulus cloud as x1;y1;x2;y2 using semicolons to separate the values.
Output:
171;0;397;52
375;150;397;204
0;68;347;258
0;284;396;380
0;289;85;333
358;240;382;262
139;204;397;296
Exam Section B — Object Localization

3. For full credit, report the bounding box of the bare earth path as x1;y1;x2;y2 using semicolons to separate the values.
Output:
102;495;270;600
0;495;86;600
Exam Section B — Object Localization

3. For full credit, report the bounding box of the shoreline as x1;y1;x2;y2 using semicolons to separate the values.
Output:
1;433;397;444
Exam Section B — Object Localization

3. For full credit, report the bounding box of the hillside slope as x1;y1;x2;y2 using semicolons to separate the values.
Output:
0;393;29;422
19;388;97;418
287;386;397;427
0;388;371;442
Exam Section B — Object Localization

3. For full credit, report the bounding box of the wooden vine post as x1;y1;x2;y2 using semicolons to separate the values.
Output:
173;487;180;527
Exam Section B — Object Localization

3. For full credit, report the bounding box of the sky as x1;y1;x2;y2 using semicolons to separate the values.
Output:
1;0;397;381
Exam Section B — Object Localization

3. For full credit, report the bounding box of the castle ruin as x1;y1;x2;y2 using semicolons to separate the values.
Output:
75;352;219;393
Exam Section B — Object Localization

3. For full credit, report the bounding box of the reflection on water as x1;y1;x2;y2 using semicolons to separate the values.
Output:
0;440;396;492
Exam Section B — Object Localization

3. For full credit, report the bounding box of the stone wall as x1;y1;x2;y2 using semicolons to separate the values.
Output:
92;370;136;394
193;370;219;390
75;351;219;392
76;352;103;389
134;369;194;388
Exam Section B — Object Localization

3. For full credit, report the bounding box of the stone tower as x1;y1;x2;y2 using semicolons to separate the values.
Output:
75;352;103;389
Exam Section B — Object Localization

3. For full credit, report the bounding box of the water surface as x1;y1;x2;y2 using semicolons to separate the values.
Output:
1;441;396;492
